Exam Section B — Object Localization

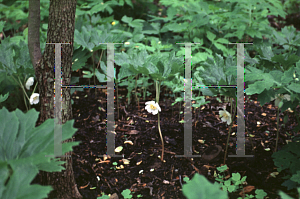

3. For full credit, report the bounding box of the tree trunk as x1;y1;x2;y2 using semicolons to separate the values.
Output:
29;0;82;198
28;0;42;68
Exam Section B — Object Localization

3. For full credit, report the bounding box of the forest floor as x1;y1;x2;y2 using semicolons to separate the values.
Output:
70;79;300;199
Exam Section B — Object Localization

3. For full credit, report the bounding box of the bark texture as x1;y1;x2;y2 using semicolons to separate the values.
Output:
28;0;42;67
31;0;82;198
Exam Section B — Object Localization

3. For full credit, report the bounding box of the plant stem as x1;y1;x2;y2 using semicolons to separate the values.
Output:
116;80;119;120
134;75;140;111
15;76;31;101
23;92;29;112
245;126;255;151
96;50;104;98
179;97;181;121
172;100;173;117
275;108;280;152
11;76;29;100
223;98;236;165
156;80;164;161
92;51;96;96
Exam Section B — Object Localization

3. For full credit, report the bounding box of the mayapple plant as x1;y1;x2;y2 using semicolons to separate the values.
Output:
115;48;184;161
142;51;184;162
145;100;163;160
219;105;236;165
271;93;292;152
10;75;39;111
0;38;39;111
193;53;238;164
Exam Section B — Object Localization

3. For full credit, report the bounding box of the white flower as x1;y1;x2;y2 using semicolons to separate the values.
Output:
219;108;231;125
30;93;39;105
145;101;161;115
25;77;34;90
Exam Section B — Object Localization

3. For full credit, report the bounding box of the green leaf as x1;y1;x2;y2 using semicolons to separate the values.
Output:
287;83;300;93
0;21;6;33
72;49;92;71
0;92;9;103
214;43;227;52
89;1;118;15
161;51;184;79
121;15;145;28
164;22;189;32
133;33;144;42
0;38;16;75
74;26;95;51
182;173;228;199
124;0;133;8
261;46;274;61
215;38;229;44
0;107;80;170
206;31;216;41
232;173;241;181
0;107;81;199
121;15;133;24
245;78;274;95
0;162;53;199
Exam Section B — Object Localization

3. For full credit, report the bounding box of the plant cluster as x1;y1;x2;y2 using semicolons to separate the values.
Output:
182;165;300;199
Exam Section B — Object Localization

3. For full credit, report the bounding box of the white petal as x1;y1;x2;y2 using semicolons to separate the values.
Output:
145;106;151;113
227;117;232;125
25;77;34;90
219;110;224;116
221;117;226;123
30;93;39;105
145;101;155;105
152;110;158;115
155;103;161;111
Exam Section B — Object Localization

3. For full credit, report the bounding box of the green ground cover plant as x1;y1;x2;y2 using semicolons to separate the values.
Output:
0;107;80;199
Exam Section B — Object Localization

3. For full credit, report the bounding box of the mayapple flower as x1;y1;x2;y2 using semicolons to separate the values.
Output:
30;93;39;105
25;77;34;90
219;108;232;125
145;101;161;115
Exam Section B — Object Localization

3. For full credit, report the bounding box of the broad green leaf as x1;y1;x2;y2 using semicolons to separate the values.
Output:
287;83;300;93
215;38;229;44
182;173;228;199
164;22;189;32
206;31;216;41
0;38;16;75
0;162;53;199
124;0;133;8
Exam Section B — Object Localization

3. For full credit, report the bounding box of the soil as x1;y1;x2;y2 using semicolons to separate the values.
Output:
69;77;300;199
